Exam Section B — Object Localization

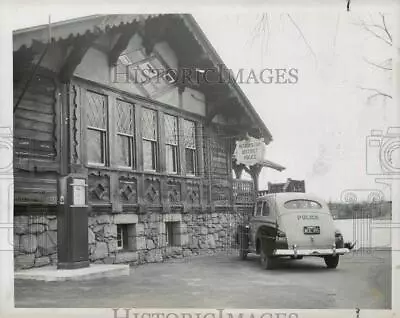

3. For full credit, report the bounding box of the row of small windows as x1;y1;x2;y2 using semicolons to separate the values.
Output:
86;90;198;175
117;222;180;251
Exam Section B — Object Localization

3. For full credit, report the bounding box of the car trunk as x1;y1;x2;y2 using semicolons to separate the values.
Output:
279;211;335;250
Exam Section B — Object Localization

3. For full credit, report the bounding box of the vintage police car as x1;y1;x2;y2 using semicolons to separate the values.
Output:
237;192;352;269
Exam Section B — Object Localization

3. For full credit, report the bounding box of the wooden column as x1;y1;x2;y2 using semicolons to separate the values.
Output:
248;164;262;193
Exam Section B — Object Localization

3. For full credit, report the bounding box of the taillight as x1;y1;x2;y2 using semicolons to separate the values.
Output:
277;230;287;238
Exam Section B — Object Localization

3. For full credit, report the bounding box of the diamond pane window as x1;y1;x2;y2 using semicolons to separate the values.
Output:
142;108;158;171
116;100;135;168
183;120;197;175
165;114;178;145
86;91;107;165
165;114;178;174
183;120;196;148
117;100;134;135
86;91;107;129
142;108;157;140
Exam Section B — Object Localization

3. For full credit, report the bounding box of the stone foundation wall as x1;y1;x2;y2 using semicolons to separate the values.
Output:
14;208;249;269
88;210;247;265
14;215;58;269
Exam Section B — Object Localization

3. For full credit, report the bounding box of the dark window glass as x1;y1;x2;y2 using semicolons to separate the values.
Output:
262;202;270;216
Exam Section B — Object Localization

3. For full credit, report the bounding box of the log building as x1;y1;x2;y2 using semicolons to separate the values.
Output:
13;14;283;269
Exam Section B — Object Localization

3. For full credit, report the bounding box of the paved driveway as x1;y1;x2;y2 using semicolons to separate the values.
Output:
15;249;391;309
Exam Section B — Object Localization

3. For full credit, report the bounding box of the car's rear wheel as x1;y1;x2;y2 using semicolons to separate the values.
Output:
324;255;339;269
260;246;275;270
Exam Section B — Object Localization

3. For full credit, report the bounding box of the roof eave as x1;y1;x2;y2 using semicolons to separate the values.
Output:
180;14;273;143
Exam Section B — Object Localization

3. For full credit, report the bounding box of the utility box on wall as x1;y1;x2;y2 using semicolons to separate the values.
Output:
57;174;89;269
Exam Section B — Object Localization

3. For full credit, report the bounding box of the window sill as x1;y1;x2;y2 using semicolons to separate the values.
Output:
117;248;135;253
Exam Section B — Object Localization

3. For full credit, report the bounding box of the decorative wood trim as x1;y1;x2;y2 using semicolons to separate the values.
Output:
53;78;61;171
78;85;88;166
205;97;235;125
69;83;80;165
108;23;138;66
60;83;69;175
59;34;98;83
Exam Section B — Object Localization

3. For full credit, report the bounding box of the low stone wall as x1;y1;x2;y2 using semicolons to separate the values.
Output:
14;215;58;269
88;210;246;266
14;208;249;269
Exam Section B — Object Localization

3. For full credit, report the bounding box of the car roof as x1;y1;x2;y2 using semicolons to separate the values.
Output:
257;192;327;206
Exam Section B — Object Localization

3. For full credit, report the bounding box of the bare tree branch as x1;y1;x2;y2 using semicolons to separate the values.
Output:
286;14;318;65
358;86;392;102
359;17;393;47
363;57;393;71
380;13;392;43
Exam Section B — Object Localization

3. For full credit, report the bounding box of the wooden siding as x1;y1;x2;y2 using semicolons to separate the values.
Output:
14;71;60;205
14;73;59;171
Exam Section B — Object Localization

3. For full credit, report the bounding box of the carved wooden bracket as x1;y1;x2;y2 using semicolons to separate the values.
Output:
246;164;263;193
232;159;245;179
108;22;138;66
59;33;99;83
205;96;236;124
137;18;160;57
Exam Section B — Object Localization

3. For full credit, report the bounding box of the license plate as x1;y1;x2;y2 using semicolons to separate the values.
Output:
304;226;320;234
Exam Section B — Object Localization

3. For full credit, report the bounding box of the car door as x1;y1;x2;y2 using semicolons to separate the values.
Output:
249;200;263;251
250;199;277;253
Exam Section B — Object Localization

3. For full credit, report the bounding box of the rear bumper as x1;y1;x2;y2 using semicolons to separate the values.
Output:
274;248;350;256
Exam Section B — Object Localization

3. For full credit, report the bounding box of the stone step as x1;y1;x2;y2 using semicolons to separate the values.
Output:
14;264;130;282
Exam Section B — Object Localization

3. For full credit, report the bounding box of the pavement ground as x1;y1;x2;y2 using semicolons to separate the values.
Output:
14;249;391;309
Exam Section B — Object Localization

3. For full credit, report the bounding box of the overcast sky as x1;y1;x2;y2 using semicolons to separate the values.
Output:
6;8;399;202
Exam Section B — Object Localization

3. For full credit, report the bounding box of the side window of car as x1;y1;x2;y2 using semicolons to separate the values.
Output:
262;201;270;216
255;201;263;216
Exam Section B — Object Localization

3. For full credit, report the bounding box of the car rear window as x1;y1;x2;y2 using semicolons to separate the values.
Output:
284;199;322;209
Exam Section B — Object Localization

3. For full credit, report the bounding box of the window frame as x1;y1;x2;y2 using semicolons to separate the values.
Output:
283;199;323;209
164;114;179;174
183;119;197;176
76;79;203;176
116;224;129;250
142;107;159;172
85;90;108;167
255;201;263;217
115;99;136;169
